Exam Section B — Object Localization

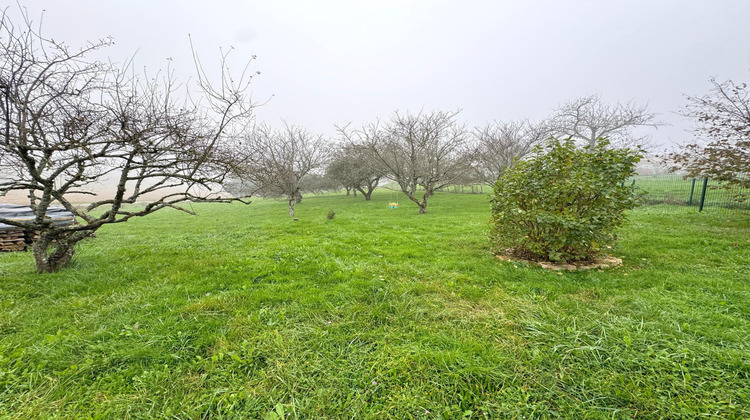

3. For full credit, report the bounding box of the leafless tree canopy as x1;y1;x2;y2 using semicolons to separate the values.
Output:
550;94;664;149
0;8;256;272
665;76;750;190
470;119;551;186
235;123;330;216
347;110;471;213
325;142;383;200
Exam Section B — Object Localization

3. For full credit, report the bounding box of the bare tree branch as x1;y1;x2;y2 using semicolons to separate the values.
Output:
234;123;331;217
348;110;471;213
469;119;551;186
664;75;750;196
550;94;665;149
327;132;384;200
0;7;257;272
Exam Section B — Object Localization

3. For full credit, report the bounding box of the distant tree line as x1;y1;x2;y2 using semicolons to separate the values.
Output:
227;95;663;214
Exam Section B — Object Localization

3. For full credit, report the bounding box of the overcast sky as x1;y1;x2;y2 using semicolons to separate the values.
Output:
8;0;750;149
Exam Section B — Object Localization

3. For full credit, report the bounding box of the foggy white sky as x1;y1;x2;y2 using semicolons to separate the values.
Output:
8;0;750;149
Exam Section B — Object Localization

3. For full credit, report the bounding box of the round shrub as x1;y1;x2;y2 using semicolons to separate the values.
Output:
490;138;643;263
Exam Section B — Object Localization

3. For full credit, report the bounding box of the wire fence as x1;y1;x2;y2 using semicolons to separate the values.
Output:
444;175;749;213
629;174;749;212
443;184;489;194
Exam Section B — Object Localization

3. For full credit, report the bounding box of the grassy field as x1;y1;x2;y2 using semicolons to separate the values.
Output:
1;191;749;418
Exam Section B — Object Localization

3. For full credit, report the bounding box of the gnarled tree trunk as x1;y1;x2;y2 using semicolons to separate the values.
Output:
358;188;372;201
31;231;88;273
357;178;379;201
401;191;429;214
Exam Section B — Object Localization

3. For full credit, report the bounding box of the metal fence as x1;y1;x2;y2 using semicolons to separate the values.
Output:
444;184;488;194
630;174;749;212
444;175;749;213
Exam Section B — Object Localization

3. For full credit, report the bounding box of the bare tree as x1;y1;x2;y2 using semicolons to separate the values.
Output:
550;94;664;149
347;110;471;213
325;144;383;200
298;172;339;195
325;156;359;196
0;8;256;272
665;75;750;190
470;119;550;186
236;123;330;217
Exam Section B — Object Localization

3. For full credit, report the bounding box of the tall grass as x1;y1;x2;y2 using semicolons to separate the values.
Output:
1;191;748;418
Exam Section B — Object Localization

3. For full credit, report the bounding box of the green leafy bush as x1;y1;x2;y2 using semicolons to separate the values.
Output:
490;138;643;263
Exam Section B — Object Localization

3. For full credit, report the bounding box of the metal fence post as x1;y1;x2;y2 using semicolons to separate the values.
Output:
688;178;696;205
698;177;709;212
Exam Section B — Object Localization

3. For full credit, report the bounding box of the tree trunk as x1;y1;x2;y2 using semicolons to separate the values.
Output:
295;191;303;204
288;198;295;217
365;183;377;201
32;233;78;273
345;187;351;196
356;187;372;201
402;189;429;214
419;190;431;214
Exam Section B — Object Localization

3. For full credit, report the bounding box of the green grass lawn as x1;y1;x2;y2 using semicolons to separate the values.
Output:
1;191;749;418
